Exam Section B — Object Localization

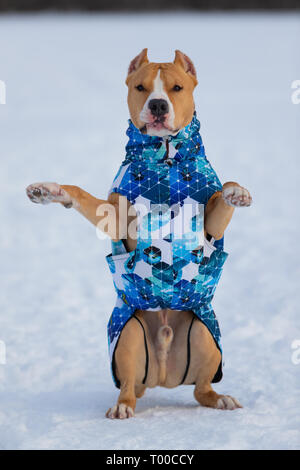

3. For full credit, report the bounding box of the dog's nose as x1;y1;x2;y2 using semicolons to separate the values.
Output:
148;99;169;117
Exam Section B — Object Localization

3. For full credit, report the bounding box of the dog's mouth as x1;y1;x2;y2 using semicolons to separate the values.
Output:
149;117;167;130
140;117;177;136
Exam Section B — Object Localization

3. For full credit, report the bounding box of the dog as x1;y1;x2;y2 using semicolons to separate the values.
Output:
26;49;252;419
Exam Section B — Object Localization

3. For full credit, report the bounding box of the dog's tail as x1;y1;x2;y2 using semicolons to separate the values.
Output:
156;310;173;385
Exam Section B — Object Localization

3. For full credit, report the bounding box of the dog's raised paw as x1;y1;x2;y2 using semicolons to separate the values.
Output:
216;395;243;410
26;182;73;207
106;404;135;419
222;185;252;208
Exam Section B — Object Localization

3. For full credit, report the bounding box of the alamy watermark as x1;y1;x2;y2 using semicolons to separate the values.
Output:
0;340;6;365
95;199;204;243
0;80;6;104
291;80;300;104
291;339;300;365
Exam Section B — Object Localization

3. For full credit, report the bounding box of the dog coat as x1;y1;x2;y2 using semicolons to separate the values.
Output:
106;113;228;387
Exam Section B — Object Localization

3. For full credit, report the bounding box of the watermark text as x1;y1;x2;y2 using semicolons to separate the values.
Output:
95;200;204;245
291;80;300;104
291;339;300;365
0;340;6;365
0;80;6;104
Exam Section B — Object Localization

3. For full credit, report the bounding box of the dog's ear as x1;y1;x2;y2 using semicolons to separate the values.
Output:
126;49;149;84
174;50;198;86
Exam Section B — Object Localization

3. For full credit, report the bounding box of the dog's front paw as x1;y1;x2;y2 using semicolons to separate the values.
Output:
106;404;135;419
26;182;73;208
222;184;252;208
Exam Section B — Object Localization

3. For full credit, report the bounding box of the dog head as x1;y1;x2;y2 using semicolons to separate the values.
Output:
126;49;198;137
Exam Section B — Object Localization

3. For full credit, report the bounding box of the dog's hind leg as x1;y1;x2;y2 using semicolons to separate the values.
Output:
106;316;147;419
189;319;242;410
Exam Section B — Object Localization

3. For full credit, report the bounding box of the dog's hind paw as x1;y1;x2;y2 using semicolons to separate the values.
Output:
222;184;252;208
26;182;73;208
195;388;243;410
216;395;243;410
106;404;135;419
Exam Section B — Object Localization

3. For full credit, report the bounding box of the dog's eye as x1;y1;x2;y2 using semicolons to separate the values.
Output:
136;84;145;92
173;85;183;92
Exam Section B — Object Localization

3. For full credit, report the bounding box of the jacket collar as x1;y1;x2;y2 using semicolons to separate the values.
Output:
124;112;206;164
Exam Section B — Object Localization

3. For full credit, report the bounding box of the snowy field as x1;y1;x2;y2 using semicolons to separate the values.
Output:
0;12;299;450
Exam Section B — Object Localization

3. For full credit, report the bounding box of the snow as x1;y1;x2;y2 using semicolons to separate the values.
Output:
0;11;299;450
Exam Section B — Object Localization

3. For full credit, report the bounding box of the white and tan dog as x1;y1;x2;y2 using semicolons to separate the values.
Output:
26;49;252;419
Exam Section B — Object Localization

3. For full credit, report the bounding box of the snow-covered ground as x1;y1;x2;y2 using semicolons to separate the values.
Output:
0;12;299;450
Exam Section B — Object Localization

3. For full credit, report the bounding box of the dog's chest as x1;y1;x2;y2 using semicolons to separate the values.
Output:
113;156;210;208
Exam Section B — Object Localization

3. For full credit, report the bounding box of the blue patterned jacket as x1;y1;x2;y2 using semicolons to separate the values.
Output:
106;114;228;386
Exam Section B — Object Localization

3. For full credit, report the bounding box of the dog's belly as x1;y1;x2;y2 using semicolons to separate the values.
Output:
135;308;217;388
